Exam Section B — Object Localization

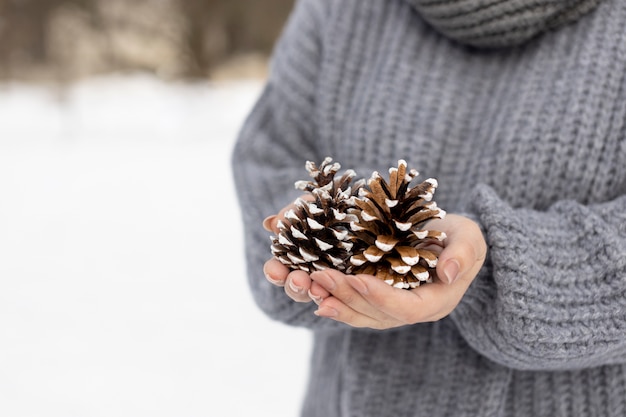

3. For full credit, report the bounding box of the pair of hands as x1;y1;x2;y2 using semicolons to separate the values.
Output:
263;202;487;330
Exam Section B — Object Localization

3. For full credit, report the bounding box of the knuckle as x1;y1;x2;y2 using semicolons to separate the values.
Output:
340;291;357;305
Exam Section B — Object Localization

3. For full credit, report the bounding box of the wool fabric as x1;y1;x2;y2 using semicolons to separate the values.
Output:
232;0;626;416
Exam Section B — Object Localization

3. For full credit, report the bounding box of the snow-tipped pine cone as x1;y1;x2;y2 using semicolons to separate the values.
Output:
270;157;365;273
348;160;447;288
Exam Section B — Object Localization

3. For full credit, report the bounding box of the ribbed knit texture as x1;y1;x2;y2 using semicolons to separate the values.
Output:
232;0;626;416
407;0;602;47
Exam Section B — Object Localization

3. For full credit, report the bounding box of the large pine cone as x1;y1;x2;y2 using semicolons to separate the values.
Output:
348;160;446;288
270;158;365;273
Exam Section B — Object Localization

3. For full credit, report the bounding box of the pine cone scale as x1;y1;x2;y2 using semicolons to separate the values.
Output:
375;235;400;252
395;246;420;265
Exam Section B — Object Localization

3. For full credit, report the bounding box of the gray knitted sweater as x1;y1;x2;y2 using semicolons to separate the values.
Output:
232;0;626;416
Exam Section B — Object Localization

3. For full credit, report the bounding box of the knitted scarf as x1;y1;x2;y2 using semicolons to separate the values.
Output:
406;0;603;47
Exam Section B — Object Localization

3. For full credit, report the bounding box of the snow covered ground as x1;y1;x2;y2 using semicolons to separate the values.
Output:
0;75;311;417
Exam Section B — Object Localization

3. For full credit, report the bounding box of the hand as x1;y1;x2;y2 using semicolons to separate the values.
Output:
262;196;316;303
309;214;487;329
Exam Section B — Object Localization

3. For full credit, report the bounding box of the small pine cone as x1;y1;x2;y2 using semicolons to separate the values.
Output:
349;160;447;289
270;157;365;273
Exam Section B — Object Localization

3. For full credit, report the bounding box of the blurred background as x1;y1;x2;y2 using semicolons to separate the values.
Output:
0;1;313;416
0;0;295;82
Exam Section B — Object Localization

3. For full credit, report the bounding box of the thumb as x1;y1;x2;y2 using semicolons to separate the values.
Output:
429;214;486;285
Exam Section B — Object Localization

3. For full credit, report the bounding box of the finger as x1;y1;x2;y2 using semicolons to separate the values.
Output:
344;274;463;323
315;294;404;329
284;270;314;303
310;270;368;309
263;258;290;286
344;274;438;323
428;215;487;285
308;281;330;305
437;236;486;286
311;270;402;328
262;215;277;232
264;259;314;302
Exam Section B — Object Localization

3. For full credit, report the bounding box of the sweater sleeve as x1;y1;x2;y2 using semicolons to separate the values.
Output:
232;0;343;329
451;184;626;371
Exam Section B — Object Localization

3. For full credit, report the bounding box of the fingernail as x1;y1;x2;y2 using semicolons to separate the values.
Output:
308;290;323;305
288;279;303;294
265;274;284;286
314;306;338;318
263;267;284;287
443;260;460;284
262;215;277;232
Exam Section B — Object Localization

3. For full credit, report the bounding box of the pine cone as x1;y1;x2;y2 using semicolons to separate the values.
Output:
270;157;365;273
348;160;446;289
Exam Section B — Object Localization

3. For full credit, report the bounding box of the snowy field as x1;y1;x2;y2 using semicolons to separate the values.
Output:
0;75;311;417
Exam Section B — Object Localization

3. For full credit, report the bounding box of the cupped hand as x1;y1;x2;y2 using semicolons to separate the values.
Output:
309;214;487;329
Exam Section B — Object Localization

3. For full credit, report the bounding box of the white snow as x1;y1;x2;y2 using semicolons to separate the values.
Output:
0;75;311;417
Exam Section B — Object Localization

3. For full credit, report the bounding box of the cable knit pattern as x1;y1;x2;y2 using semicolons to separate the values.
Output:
232;0;626;415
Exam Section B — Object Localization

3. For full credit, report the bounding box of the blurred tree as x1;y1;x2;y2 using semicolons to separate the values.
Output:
0;0;97;78
0;0;294;81
178;0;294;78
178;0;222;78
